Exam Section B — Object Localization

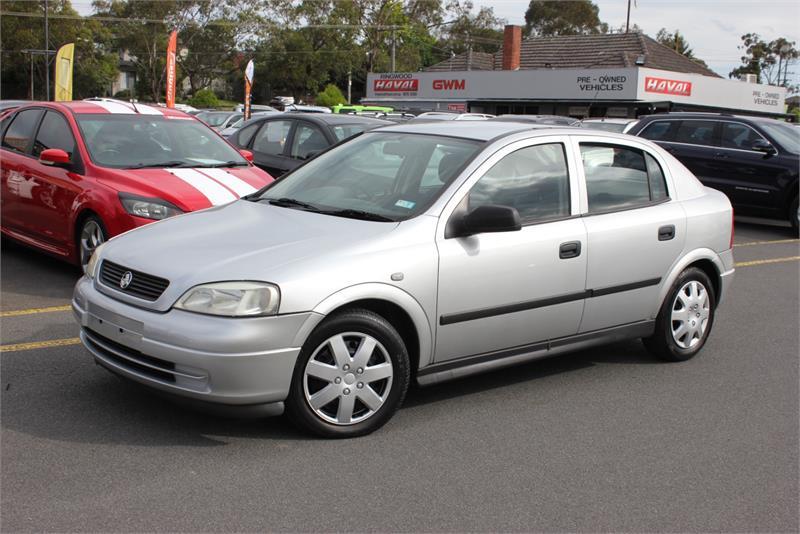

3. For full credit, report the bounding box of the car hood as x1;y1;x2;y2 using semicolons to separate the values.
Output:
96;165;273;212
97;200;402;312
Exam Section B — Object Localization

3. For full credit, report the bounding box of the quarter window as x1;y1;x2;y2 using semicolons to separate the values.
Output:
2;109;43;153
469;143;571;223
252;120;292;156
32;111;75;158
720;122;765;150
673;120;717;146
580;143;669;213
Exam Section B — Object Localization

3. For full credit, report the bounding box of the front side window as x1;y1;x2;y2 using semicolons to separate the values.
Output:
673;120;717;146
236;122;261;147
468;143;570;223
252;120;292;156
2;109;43;153
33;111;75;158
76;115;248;168
290;123;327;159
720;122;766;150
257;132;481;221
581;143;669;213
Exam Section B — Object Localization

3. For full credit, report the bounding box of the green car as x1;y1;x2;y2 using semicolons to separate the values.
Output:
331;104;394;114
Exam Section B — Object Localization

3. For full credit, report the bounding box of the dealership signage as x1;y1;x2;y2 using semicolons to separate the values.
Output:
367;67;786;114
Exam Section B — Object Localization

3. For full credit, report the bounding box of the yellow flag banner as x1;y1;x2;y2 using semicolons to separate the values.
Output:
54;43;74;102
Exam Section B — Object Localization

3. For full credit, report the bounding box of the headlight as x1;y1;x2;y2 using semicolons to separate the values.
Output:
174;282;280;317
84;243;105;278
119;193;182;220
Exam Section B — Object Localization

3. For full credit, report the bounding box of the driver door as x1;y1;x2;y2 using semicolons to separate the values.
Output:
434;137;587;362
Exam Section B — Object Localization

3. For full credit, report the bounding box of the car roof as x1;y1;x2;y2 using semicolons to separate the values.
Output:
581;117;637;123
251;112;393;126
15;99;191;118
637;112;773;123
371;120;543;141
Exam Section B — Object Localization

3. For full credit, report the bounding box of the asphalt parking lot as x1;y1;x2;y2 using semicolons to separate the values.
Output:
1;218;798;532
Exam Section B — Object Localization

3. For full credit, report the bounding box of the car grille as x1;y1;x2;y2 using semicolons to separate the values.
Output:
84;328;176;383
100;260;169;301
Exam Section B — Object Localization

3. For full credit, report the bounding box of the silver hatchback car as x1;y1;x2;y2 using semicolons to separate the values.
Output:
73;122;735;437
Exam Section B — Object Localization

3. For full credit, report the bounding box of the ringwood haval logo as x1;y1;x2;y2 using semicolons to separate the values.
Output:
433;79;466;91
373;78;419;92
120;271;133;289
644;76;692;96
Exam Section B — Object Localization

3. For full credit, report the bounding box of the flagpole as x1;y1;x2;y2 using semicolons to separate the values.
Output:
626;0;631;33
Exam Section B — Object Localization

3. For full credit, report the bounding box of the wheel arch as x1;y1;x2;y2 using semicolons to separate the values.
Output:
656;249;725;316
310;284;434;371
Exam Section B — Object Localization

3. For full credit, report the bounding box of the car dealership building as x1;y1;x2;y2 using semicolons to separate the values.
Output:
363;28;788;119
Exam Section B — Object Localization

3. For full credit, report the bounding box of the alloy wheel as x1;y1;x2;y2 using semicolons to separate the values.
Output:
303;332;394;425
80;219;105;266
670;280;711;349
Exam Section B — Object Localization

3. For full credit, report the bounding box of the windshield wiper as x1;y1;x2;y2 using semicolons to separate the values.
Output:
197;161;249;168
322;209;395;222
265;197;321;211
126;161;192;169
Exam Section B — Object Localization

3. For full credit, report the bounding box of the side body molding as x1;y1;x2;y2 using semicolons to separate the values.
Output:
311;283;435;369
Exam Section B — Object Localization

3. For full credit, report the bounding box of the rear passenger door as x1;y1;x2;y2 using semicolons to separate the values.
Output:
574;138;686;333
250;119;295;177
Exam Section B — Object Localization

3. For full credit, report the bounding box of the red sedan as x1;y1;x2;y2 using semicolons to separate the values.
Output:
1;100;274;265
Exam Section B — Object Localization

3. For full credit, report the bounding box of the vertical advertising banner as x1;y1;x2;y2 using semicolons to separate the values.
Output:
54;43;74;101
244;59;255;120
165;30;178;108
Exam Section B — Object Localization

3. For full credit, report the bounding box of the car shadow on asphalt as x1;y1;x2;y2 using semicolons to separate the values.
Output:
0;239;82;303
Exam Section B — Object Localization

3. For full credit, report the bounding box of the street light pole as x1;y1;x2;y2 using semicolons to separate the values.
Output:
625;0;632;33
391;29;396;72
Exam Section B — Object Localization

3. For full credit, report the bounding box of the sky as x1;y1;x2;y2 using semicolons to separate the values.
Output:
476;0;800;85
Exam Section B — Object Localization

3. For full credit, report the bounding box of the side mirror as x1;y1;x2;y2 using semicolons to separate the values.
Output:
239;149;254;162
751;139;777;155
39;148;71;167
462;205;522;235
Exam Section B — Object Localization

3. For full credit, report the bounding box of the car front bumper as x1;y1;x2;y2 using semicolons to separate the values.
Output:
72;276;323;414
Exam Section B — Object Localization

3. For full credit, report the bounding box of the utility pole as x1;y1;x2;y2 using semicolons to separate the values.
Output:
625;0;631;33
347;70;352;104
44;0;50;100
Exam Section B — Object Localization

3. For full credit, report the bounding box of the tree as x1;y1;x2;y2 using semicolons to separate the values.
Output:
438;0;504;57
656;28;694;58
188;88;219;108
524;0;603;37
729;33;798;86
1;0;118;99
315;84;346;107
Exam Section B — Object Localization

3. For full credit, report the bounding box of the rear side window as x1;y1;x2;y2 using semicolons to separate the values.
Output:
469;143;570;224
252;120;292;156
674;120;717;146
32;111;75;158
2;109;43;153
580;143;669;213
720;122;765;150
290;123;327;160
639;121;674;141
332;124;370;142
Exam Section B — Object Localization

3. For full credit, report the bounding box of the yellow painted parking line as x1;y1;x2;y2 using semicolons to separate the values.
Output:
735;238;799;247
735;256;800;268
0;305;72;318
0;337;81;353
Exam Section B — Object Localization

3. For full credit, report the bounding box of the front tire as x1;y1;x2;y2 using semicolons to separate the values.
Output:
285;309;410;438
643;267;716;362
78;215;106;266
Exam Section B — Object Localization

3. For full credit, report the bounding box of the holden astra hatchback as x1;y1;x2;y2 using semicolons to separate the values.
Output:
73;122;735;438
1;100;273;265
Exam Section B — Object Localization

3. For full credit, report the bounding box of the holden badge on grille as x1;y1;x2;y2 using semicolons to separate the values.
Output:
120;271;133;289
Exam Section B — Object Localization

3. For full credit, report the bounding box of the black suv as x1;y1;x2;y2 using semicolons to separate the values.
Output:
627;113;799;231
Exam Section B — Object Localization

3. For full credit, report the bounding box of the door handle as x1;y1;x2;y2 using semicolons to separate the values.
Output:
559;241;581;259
713;152;729;159
658;225;676;241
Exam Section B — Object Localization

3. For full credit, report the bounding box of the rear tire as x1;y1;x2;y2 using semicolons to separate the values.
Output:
643;267;716;362
789;195;798;235
285;309;410;438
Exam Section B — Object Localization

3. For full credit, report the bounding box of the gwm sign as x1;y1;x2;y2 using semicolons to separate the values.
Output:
644;76;692;96
433;79;466;91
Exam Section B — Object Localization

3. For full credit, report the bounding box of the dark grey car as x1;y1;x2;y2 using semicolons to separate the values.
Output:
229;113;392;177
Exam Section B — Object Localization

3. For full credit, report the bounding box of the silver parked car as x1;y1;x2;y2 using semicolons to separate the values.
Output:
73;122;735;437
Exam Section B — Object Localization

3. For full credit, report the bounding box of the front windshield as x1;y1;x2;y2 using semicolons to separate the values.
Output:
257;132;482;221
198;112;241;127
77;114;248;168
756;120;800;154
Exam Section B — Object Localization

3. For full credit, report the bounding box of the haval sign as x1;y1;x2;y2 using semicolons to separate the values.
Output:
644;76;692;97
373;78;419;92
433;79;466;90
